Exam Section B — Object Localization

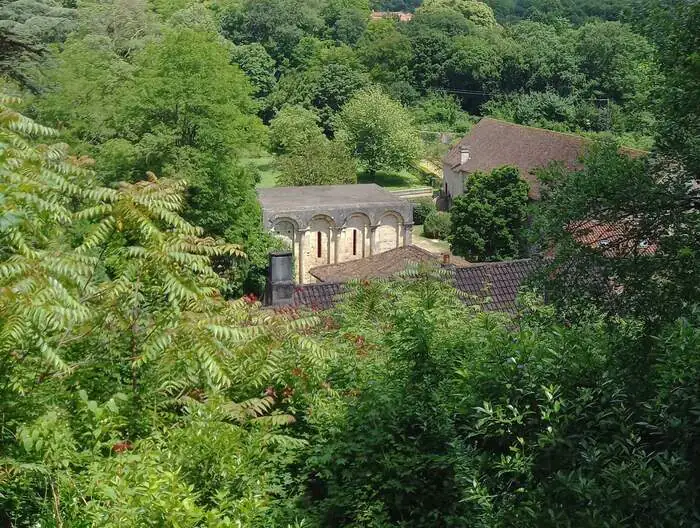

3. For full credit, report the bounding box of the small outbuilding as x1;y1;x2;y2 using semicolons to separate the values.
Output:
258;184;413;284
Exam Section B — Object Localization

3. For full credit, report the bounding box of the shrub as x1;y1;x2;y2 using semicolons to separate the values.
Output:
412;197;436;225
423;211;451;240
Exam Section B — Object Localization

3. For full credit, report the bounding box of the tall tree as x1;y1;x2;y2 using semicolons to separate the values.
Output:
645;0;700;175
450;166;530;261
534;142;699;324
335;86;420;178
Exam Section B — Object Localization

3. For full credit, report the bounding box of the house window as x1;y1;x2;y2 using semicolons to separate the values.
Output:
317;232;322;258
352;230;358;256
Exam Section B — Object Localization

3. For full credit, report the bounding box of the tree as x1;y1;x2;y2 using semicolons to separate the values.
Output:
645;0;700;175
277;139;358;186
534;142;699;324
0;0;75;90
335;87;420;177
231;43;278;98
423;210;452;239
501;21;582;95
268;105;326;155
574;21;658;104
357;19;413;83
446;34;505;93
324;0;371;44
450;166;530;261
220;0;326;61
0;99;328;526
420;0;498;27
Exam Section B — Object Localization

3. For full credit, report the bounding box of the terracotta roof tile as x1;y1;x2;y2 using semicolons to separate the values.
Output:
294;258;541;313
292;282;345;311
309;245;441;283
568;219;657;257
454;259;541;312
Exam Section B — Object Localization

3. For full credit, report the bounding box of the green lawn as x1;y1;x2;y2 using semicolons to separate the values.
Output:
358;169;424;189
247;154;427;190
244;155;279;189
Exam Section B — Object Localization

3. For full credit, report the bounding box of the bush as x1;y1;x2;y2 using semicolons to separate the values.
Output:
412;197;436;225
423;211;451;239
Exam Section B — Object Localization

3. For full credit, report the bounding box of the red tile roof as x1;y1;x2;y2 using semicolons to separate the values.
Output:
294;257;540;313
568;219;657;257
454;259;540;312
293;282;345;311
309;245;440;283
445;118;648;199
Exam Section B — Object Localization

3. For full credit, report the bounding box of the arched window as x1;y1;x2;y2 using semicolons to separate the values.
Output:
352;229;358;256
317;231;322;258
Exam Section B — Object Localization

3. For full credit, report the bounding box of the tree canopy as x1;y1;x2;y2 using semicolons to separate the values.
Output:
450;165;530;261
335;86;420;177
3;0;700;525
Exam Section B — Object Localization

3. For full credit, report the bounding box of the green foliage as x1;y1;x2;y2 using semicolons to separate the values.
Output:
336;86;421;177
533;142;699;324
357;19;413;84
277;139;358;186
0;101;327;526
411;196;436;225
221;0;326;61
450;166;529;261
231;43;278;98
423;210;451;239
269;105;326;155
294;274;700;526
0;0;75;90
35;27;270;292
646;0;700;175
421;0;498;27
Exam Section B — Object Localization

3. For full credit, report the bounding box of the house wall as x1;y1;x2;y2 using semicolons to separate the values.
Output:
442;164;465;209
266;204;413;284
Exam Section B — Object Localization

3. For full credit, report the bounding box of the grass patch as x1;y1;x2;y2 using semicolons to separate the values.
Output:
358;169;424;189
243;155;279;189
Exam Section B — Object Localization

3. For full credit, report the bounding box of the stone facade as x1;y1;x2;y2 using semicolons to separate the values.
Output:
258;185;413;284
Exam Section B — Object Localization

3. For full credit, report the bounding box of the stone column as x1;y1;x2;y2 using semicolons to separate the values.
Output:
333;227;343;265
403;223;413;246
369;225;378;256
297;228;308;284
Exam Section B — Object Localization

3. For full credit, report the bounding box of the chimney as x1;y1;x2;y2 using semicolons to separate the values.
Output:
459;145;470;166
442;253;450;265
265;251;295;306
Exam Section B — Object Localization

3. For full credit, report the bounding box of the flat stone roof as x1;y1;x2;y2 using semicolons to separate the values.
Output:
258;184;406;212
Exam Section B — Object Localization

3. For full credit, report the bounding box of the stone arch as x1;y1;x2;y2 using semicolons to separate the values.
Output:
375;211;403;254
271;217;298;251
308;215;335;270
340;212;371;261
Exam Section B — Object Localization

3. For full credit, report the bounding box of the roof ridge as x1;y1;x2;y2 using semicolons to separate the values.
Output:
478;117;649;153
460;258;535;269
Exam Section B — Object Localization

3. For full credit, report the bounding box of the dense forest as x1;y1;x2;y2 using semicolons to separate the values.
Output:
1;0;699;526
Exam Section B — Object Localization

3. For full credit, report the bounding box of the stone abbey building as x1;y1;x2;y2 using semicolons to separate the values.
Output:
258;184;413;284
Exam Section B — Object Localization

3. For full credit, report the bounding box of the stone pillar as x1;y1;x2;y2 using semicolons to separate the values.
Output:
333;227;343;265
369;225;378;256
297;228;308;284
403;223;413;246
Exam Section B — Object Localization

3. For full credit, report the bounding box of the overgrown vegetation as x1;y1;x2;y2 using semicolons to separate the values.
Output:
1;0;699;525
